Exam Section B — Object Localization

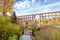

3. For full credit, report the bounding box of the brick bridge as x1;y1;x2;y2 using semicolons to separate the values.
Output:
17;11;60;23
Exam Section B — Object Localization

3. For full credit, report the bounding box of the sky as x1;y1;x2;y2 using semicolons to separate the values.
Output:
13;0;60;16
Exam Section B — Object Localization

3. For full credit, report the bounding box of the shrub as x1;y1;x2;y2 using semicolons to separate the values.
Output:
0;16;22;40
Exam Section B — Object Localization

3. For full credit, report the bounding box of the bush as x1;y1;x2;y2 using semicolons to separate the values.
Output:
34;25;60;40
0;16;22;40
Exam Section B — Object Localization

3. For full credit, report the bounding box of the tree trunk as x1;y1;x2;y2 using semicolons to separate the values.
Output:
3;12;6;16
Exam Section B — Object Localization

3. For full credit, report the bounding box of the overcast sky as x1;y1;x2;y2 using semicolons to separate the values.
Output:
13;0;60;16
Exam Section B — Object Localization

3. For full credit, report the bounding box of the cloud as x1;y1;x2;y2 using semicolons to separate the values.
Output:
13;0;60;16
37;2;60;13
32;0;36;3
14;1;31;9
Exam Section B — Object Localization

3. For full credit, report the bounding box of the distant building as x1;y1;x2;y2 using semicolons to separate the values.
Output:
17;11;60;23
